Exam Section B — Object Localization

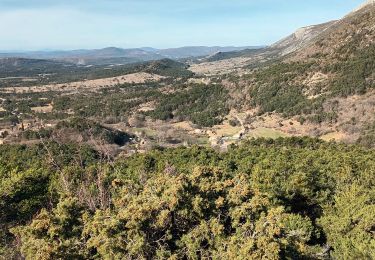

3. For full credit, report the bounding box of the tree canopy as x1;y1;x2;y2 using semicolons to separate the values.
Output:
0;138;374;259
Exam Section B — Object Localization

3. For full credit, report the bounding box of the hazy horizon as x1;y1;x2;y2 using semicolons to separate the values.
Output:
0;45;263;53
0;0;364;51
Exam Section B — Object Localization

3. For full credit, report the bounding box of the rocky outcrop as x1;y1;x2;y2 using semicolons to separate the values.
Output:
270;21;335;56
351;0;375;14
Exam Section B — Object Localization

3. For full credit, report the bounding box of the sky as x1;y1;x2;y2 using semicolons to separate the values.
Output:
0;0;365;51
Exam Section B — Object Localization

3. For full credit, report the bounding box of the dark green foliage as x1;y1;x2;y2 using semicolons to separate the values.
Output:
358;120;375;148
206;48;264;62
12;197;89;259
22;128;53;140
0;58;193;88
130;58;194;78
229;118;240;127
148;84;229;127
52;91;142;118
328;44;375;96
56;118;133;145
244;43;375;121
51;84;162;120
250;84;312;116
253;62;315;85
247;62;322;117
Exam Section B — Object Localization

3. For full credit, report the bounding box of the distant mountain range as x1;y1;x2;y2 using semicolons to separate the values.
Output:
204;21;337;63
204;0;375;64
0;46;260;66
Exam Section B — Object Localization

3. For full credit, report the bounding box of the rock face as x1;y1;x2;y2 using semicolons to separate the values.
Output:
270;21;335;56
202;0;375;64
290;1;375;61
352;0;375;13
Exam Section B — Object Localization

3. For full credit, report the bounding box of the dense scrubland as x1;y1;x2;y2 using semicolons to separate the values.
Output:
1;4;375;260
0;58;193;88
1;138;374;259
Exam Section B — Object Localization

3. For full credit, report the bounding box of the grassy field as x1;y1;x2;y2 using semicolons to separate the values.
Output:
320;131;346;141
129;127;158;138
213;124;242;137
246;127;289;139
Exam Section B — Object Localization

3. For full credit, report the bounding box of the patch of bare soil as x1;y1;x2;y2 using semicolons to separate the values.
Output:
31;104;53;113
137;102;156;112
238;90;375;143
303;72;329;88
172;121;195;132
189;57;254;76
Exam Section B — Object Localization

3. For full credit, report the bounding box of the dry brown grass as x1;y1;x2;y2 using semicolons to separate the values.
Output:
0;72;165;94
137;102;156;112
172;121;195;131
320;131;347;141
189;57;253;76
212;124;242;137
31;104;53;113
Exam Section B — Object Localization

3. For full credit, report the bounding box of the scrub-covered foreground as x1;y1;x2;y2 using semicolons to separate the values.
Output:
1;137;374;259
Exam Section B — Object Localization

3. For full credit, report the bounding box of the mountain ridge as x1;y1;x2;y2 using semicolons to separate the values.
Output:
0;46;259;65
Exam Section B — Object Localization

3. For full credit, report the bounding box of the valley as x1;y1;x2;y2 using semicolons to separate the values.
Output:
1;1;375;259
2;1;375;152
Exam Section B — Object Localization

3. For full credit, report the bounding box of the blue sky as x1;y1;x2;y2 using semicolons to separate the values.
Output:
0;0;365;51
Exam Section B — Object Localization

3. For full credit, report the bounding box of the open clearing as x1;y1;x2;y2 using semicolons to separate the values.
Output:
320;131;347;141
0;72;165;94
189;57;253;76
246;127;289;139
213;124;242;137
31;104;53;113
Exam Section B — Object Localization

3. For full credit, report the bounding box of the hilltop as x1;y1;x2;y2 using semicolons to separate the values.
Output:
1;2;375;259
190;2;375;146
0;46;257;66
2;2;375;150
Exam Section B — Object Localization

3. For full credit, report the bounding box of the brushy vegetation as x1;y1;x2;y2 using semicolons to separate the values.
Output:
55;118;133;145
1;81;229;128
242;42;375;122
247;62;323;117
0;58;193;88
357;120;375;148
148;84;229;127
52;86;157;119
18;118;133;147
1;137;374;259
327;44;375;96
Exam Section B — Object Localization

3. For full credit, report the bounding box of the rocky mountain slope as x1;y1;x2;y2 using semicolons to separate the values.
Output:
2;1;375;148
208;2;375;146
203;2;375;64
270;21;335;56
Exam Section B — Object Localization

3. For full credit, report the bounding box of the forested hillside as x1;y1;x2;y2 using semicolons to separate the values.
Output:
235;3;375;114
209;3;375;145
1;2;375;259
0;58;192;88
1;138;374;259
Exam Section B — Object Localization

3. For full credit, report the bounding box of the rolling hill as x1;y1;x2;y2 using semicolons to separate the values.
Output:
0;46;257;66
217;1;375;145
1;2;375;259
